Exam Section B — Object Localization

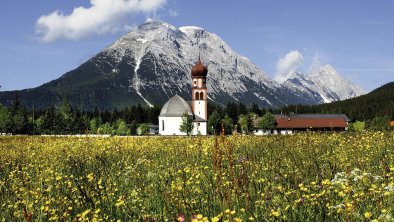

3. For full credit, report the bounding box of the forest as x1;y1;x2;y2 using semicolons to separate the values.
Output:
0;89;392;135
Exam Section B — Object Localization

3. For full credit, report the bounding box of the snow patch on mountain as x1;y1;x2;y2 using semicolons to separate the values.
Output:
100;19;282;106
91;19;364;107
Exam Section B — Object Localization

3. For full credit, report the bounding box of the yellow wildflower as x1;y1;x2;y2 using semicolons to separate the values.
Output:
271;209;280;217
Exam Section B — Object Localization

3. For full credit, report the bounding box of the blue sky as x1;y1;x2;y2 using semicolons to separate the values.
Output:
0;0;393;92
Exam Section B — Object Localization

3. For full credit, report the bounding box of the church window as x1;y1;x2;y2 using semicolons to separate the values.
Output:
195;91;200;100
199;92;204;99
162;120;165;131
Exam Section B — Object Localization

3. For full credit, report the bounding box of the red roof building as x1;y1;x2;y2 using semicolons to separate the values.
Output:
274;114;350;131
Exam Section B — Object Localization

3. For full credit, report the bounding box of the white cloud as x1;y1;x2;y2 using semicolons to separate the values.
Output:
169;8;179;17
35;0;167;42
308;51;323;73
274;50;304;83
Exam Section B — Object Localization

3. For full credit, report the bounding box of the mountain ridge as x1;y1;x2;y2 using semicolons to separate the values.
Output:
0;19;364;110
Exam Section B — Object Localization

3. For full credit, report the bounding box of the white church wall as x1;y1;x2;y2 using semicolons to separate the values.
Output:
192;122;207;135
159;117;207;136
159;117;187;136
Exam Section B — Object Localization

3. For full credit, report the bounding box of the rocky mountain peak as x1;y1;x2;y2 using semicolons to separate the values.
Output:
0;20;366;110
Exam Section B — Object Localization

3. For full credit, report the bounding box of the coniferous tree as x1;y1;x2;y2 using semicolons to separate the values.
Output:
238;103;248;115
0;104;9;132
225;102;239;124
208;110;221;135
41;106;57;134
59;98;73;134
5;95;30;134
250;103;262;116
101;110;111;123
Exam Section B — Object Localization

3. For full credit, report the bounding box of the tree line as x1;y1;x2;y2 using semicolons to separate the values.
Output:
0;97;160;135
0;97;276;135
0;96;392;135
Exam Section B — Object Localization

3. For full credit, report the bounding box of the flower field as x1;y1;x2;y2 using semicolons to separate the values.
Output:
0;132;393;221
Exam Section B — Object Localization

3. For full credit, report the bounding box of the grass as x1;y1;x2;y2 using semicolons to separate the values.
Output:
0;132;393;221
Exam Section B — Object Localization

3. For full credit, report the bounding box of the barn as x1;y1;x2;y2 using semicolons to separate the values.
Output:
275;114;350;133
254;113;350;135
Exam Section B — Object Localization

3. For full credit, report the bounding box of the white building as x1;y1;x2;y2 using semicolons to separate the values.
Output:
159;58;208;135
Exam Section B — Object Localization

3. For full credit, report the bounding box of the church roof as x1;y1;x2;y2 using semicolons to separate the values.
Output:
191;57;208;77
159;94;193;117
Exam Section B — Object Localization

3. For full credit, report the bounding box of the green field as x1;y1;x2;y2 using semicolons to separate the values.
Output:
0;132;393;221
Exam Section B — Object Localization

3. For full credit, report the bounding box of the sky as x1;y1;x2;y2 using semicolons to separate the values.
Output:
0;0;393;92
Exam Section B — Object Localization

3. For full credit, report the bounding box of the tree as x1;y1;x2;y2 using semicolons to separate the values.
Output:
238;103;248;115
73;109;89;134
41;106;57;134
137;123;150;135
115;119;130;136
33;116;45;134
368;115;391;131
0;105;9;132
238;113;253;134
179;112;194;136
58;97;74;134
259;112;276;133
208;110;221;135
225;102;239;124
146;106;161;124
97;122;113;135
352;121;365;132
222;114;233;135
249;102;262;116
5;95;30;134
90;117;102;134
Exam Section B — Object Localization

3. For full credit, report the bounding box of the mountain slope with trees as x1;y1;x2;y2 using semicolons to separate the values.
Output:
280;82;394;121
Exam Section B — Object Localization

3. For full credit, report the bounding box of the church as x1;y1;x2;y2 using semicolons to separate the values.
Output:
158;58;208;135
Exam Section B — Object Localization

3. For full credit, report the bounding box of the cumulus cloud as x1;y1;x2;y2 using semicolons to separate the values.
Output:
35;0;167;42
274;50;304;83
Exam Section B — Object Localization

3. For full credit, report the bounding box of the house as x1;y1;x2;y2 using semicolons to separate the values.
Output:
158;58;208;135
254;113;350;135
276;114;350;133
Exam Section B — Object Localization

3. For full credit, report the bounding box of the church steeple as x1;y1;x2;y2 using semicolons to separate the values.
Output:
191;57;208;120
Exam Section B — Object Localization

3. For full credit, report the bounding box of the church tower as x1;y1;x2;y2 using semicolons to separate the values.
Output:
191;57;208;121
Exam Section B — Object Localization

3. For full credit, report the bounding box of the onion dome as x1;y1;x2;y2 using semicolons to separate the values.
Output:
191;57;208;77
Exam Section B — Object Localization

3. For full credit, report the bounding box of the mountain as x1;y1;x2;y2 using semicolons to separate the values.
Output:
283;65;365;103
0;19;364;110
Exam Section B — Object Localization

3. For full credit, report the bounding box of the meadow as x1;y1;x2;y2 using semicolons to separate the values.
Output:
0;132;393;221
